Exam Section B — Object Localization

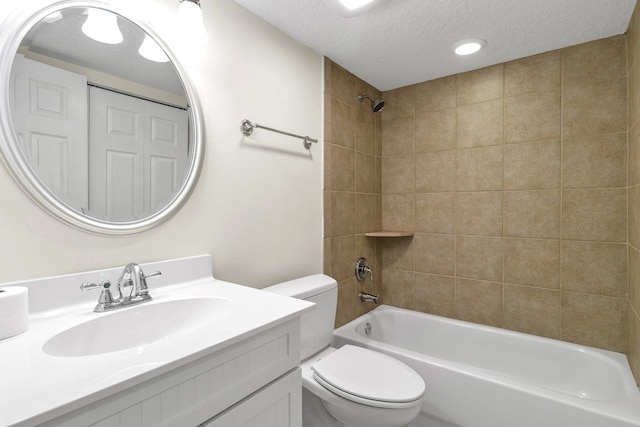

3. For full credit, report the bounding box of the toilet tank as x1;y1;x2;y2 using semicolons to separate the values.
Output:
263;274;337;361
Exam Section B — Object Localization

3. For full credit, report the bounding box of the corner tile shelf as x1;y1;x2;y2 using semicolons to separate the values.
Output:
365;231;415;238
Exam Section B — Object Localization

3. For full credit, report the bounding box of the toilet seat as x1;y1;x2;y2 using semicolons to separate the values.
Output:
311;345;425;409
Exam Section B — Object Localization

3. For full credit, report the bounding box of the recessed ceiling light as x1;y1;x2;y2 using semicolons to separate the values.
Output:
452;39;487;56
323;0;381;17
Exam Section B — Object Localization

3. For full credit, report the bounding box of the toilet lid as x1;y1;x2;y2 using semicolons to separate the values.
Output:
311;345;425;405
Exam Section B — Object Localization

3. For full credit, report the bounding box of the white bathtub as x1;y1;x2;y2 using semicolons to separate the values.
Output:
332;305;640;427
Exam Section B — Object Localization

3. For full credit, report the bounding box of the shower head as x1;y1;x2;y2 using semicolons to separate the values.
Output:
358;93;385;113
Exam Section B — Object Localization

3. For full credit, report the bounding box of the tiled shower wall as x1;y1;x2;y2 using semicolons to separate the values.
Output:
325;35;632;360
323;60;382;327
627;1;640;383
379;36;628;353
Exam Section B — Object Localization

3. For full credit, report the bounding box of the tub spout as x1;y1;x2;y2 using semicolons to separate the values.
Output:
359;292;381;304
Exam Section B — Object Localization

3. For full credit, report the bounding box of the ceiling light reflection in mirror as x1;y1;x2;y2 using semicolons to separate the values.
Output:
82;8;123;44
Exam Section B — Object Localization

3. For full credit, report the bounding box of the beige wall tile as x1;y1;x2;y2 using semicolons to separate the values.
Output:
324;190;332;237
503;285;561;338
375;117;382;157
375;156;382;195
562;241;627;297
415;76;456;113
324;94;333;143
630;186;640;248
356;234;377;270
563;35;627;83
381;193;415;231
323;237;332;276
414;233;456;276
325;60;356;108
456;145;504;191
504;190;561;238
631;60;640;129
356;152;376;193
416;150;456;192
329;144;355;192
416;108;456;153
504;238;560;288
629;5;640;70
629;309;640;384
336;278;357;328
504;90;561;143
562;133;627;189
415;273;455;317
456;236;503;282
457;100;504;148
563;77;627;138
356;193;376;234
630;122;640;187
504;140;561;190
381;269;415;310
456;65;504;105
331;191;355;237
562;189;627;242
330;97;357;149
382;117;415;157
382;156;415;194
455;191;503;236
356;108;376;155
455;278;503;327
504;51;562;97
331;236;355;282
381;86;415;121
381;237;414;271
416;193;455;234
631;247;640;314
562;292;627;352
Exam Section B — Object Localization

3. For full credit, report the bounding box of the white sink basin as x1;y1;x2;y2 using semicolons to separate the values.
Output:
43;298;234;357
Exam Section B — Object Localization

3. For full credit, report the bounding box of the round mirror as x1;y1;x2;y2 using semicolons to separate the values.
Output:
0;1;204;234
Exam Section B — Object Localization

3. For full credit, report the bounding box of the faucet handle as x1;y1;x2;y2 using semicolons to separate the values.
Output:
81;280;115;311
143;270;162;280
355;258;373;282
138;269;161;297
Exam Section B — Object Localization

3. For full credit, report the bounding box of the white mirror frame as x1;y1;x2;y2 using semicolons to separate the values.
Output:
0;0;205;235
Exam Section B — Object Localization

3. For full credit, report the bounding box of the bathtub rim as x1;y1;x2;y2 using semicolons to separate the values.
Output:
333;305;640;406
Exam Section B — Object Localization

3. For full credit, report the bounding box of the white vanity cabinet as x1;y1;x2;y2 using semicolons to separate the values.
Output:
0;256;312;427
40;319;302;427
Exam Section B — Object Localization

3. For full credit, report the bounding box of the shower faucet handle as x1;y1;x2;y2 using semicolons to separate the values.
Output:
355;257;373;282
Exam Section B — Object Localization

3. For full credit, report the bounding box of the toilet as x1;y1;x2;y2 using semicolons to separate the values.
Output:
265;274;425;427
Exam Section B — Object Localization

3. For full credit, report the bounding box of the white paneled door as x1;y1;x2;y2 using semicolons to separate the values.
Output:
10;55;88;211
89;86;188;221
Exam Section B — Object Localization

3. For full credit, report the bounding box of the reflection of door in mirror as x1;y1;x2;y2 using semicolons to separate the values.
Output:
89;87;188;222
11;55;89;211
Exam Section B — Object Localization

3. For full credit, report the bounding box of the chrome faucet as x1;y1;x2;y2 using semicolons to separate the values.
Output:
81;263;161;312
359;292;381;304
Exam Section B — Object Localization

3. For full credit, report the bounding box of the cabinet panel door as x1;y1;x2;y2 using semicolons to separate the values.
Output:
202;369;302;427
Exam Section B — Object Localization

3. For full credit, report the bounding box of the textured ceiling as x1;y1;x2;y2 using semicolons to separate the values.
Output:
232;0;637;91
21;7;185;97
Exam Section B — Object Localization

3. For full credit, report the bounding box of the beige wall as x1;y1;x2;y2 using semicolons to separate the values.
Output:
628;1;640;384
0;0;323;288
326;36;632;355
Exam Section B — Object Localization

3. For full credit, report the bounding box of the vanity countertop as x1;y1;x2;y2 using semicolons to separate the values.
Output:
0;255;313;426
